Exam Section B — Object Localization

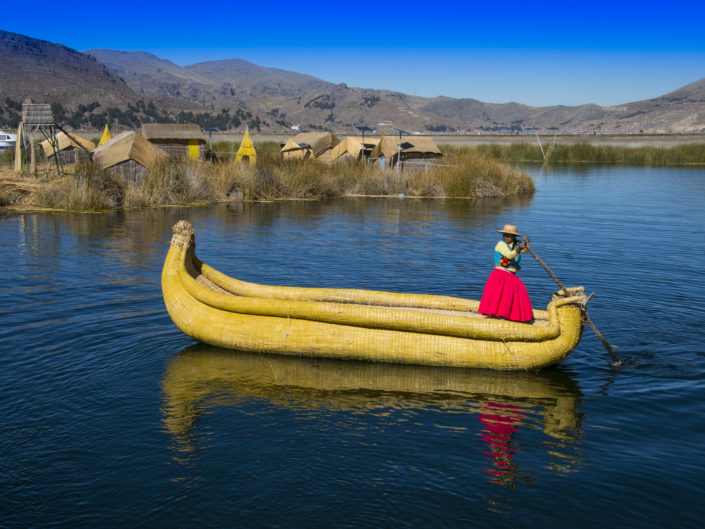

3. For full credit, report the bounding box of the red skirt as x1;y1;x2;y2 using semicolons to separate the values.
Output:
478;268;534;323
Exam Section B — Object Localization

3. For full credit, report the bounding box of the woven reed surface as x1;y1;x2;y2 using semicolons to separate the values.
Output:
162;221;586;369
94;131;166;170
40;131;95;157
141;123;205;141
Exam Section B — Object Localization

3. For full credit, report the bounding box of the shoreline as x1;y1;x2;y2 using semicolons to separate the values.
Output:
0;193;506;216
61;131;705;149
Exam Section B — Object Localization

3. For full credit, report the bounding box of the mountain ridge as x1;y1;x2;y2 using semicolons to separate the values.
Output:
2;30;704;134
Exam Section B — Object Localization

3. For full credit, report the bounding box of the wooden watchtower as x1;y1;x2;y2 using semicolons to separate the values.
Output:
15;102;93;176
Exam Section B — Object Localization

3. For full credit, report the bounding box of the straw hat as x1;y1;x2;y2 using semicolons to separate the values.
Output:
497;224;521;236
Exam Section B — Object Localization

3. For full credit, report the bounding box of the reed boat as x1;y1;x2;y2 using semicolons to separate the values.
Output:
162;220;588;370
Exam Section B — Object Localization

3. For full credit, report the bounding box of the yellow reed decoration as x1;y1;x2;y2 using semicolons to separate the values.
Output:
162;221;588;370
234;130;256;164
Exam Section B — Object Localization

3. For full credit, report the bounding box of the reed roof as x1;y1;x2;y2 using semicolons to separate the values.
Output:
40;131;95;157
93;131;167;170
280;138;301;153
370;134;442;159
320;136;374;163
141;123;205;142
284;132;340;156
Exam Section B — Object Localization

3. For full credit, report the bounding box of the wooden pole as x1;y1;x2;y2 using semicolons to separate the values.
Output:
535;131;546;162
54;123;94;157
524;242;622;365
29;130;36;176
14;122;23;174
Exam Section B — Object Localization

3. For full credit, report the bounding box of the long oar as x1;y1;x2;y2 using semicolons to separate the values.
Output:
523;242;622;366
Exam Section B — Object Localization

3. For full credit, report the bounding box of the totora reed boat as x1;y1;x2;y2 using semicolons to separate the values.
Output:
162;220;589;370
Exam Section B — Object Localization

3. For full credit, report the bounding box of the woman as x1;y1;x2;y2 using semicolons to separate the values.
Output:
478;224;534;323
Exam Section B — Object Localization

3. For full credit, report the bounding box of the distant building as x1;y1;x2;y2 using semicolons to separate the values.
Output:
0;129;17;150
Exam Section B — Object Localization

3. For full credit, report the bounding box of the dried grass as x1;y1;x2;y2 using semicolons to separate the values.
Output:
2;142;535;210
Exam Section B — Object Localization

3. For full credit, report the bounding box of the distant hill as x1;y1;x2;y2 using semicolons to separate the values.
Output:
0;31;262;130
85;49;461;133
0;30;137;107
2;30;704;134
84;49;705;134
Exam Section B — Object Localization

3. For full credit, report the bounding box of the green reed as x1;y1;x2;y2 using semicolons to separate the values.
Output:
470;142;705;165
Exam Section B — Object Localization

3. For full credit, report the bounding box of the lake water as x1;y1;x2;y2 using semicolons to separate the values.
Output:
2;166;704;528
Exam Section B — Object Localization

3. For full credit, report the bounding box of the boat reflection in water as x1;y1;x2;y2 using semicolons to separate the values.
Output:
161;344;584;487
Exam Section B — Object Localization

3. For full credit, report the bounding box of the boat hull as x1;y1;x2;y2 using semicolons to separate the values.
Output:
162;221;587;370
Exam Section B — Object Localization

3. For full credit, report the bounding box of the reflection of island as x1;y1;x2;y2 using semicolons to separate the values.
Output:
161;344;584;483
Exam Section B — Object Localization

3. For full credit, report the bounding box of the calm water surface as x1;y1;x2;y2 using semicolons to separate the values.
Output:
2;166;704;528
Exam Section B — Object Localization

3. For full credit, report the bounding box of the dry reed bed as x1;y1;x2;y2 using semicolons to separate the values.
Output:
2;142;534;211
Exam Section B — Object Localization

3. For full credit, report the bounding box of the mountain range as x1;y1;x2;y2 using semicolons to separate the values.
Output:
2;29;704;134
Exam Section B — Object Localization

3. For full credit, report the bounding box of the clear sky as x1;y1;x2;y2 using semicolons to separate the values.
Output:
3;0;705;106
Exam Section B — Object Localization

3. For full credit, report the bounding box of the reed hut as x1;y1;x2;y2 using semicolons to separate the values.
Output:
39;131;95;166
141;124;206;161
369;134;442;169
280;132;340;160
235;130;256;164
93;131;167;185
319;136;380;163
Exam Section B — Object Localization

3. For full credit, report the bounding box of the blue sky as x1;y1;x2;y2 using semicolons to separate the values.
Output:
4;0;705;106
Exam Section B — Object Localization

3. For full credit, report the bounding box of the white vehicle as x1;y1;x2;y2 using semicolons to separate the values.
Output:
0;130;17;150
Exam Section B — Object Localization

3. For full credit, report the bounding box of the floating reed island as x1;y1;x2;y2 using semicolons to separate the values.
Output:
1;139;535;211
7;129;704;212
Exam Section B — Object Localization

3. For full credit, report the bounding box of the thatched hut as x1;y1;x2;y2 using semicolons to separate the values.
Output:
235;130;256;164
369;134;442;169
280;132;340;160
39;131;95;166
319;136;380;164
93;131;167;185
141;124;206;161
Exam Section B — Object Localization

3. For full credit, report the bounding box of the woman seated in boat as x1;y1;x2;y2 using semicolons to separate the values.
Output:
478;224;534;323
